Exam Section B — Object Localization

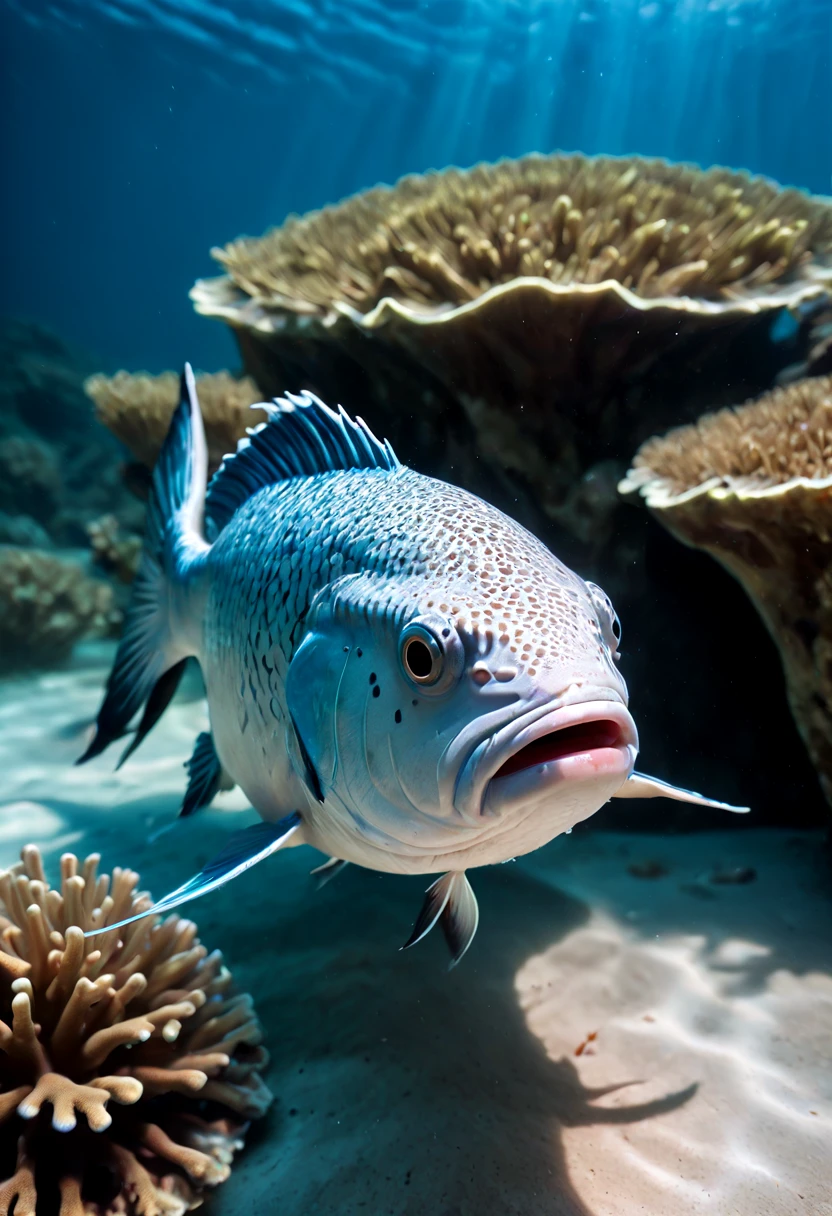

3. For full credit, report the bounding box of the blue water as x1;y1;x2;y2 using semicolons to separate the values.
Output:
2;0;831;371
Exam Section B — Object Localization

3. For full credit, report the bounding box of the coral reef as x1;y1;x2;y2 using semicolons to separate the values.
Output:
620;375;832;806
86;516;142;585
0;320;141;549
806;304;832;376
0;845;271;1215
191;153;832;545
0;514;51;550
198;154;832;313
0;548;119;672
84;370;266;476
0;439;60;525
0;321;99;447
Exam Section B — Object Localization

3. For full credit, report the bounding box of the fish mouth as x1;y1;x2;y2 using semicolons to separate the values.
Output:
482;699;638;813
493;717;629;778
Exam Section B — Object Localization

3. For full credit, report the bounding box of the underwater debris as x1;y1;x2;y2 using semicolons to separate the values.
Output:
620;374;832;807
192;153;832;542
0;548;119;672
84;369;267;476
0;845;271;1216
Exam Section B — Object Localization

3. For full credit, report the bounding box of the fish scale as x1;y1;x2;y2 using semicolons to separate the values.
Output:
81;369;749;964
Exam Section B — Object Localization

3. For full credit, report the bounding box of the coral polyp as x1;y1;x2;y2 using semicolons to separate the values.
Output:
0;846;271;1215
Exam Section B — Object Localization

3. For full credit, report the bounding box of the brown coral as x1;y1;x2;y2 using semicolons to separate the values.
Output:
84;371;267;476
620;375;832;805
0;845;271;1216
190;153;832;543
0;548;119;672
197;154;832;314
86;516;142;585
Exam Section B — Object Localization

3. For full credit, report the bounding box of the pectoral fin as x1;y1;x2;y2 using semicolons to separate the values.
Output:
310;856;349;889
180;730;234;818
84;812;302;937
615;771;749;813
402;871;480;968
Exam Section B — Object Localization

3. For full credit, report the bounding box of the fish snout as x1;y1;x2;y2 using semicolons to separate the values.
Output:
483;697;638;821
455;690;638;822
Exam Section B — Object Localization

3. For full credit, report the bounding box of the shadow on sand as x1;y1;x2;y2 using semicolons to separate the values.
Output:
4;800;699;1215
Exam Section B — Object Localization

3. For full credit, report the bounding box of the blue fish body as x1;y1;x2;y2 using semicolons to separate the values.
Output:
81;367;748;961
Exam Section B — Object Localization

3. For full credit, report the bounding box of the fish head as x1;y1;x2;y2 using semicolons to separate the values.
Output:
286;542;638;864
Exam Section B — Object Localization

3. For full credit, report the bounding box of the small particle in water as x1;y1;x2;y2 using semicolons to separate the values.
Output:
575;1030;598;1057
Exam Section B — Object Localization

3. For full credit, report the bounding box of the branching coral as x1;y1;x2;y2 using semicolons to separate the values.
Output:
190;154;832;546
620;375;832;805
0;549;119;672
84;371;266;476
0;845;272;1215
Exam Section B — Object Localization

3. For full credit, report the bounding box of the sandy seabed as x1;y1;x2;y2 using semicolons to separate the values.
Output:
0;644;830;1216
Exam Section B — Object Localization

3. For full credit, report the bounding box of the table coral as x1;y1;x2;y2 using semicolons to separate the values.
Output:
190;153;832;543
84;371;266;477
620;375;832;806
0;549;119;672
197;154;832;313
0;845;272;1216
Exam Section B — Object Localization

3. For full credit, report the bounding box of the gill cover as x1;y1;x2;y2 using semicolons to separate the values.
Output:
285;615;353;799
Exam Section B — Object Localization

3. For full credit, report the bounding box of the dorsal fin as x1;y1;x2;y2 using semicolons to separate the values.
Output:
205;390;401;533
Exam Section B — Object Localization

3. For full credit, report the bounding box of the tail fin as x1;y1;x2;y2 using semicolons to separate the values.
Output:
78;364;209;765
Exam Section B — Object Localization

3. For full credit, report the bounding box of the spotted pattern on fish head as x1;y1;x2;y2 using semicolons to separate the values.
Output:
265;469;631;857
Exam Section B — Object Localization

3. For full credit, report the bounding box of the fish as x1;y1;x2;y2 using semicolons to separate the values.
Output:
79;364;748;964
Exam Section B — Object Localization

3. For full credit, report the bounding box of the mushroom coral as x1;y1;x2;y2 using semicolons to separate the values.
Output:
620;375;832;806
0;549;119;672
84;371;266;477
0;845;271;1216
191;154;832;540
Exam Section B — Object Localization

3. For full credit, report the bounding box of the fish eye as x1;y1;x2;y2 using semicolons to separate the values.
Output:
399;614;464;695
586;582;622;654
402;631;442;684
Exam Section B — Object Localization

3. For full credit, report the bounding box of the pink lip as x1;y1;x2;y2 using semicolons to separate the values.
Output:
494;717;627;778
486;700;637;802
